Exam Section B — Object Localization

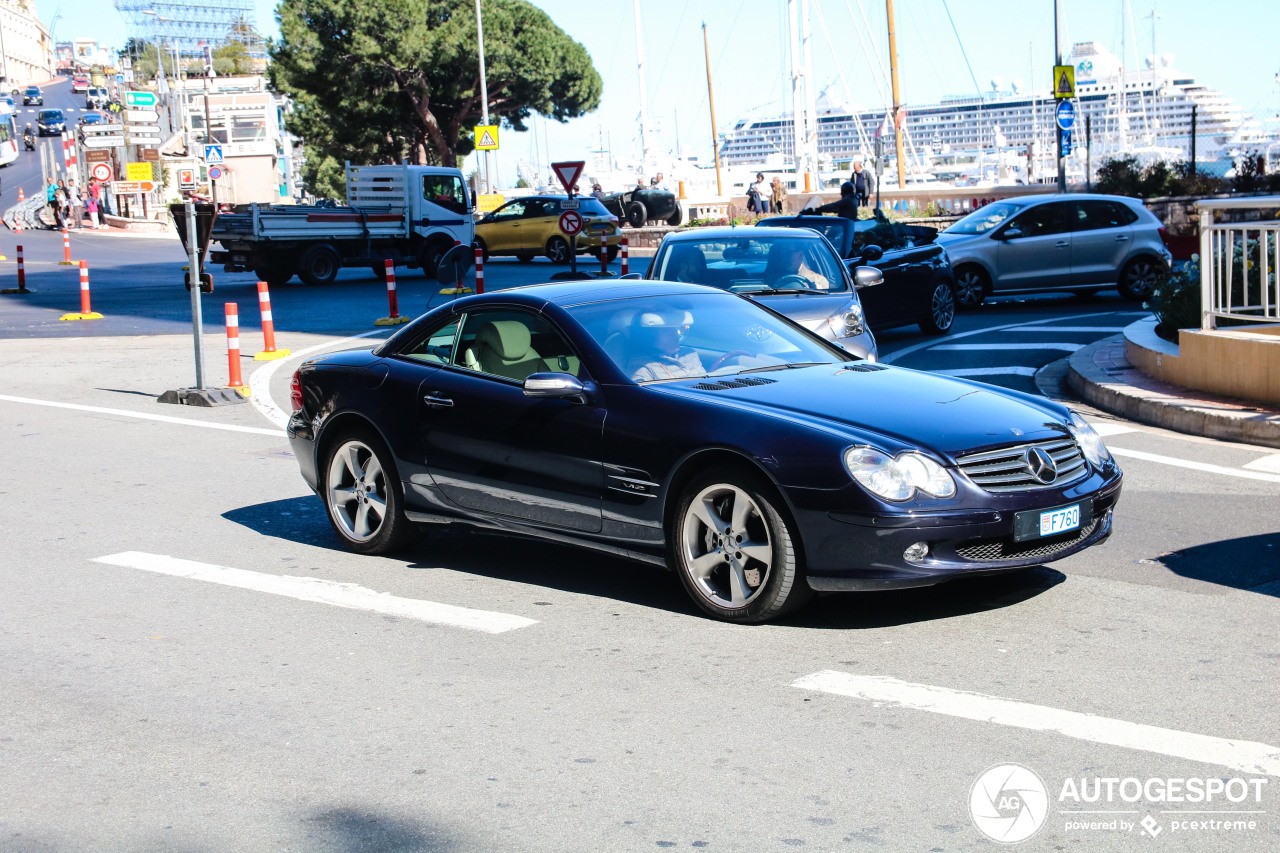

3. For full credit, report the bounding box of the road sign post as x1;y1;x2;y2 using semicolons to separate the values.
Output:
558;208;583;276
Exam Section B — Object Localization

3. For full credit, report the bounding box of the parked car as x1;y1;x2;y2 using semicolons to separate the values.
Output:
85;87;108;109
757;213;957;335
935;193;1172;308
647;226;879;361
600;185;683;227
37;109;65;136
286;280;1123;623
21;86;41;105
474;194;621;264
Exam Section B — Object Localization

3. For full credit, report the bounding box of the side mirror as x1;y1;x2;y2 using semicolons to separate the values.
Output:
860;244;885;262
1000;226;1023;240
619;272;643;280
523;372;591;403
853;265;883;289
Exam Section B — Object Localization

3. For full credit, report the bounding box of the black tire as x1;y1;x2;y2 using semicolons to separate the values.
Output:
666;205;683;227
418;240;448;278
254;266;293;288
670;468;813;623
1118;257;1161;301
320;427;417;555
370;263;387;281
546;236;571;264
953;265;988;309
605;244;619;263
515;252;535;264
298;244;341;286
626;200;647;228
473;237;490;262
919;280;957;335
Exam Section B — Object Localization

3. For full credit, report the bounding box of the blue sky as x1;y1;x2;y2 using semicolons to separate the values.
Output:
36;1;1280;181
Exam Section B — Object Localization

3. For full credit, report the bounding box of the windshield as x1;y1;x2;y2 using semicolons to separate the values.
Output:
39;111;62;121
653;234;849;293
566;291;847;383
942;202;1021;235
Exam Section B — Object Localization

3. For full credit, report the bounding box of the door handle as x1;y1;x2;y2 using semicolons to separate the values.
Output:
423;393;454;408
1055;240;1069;248
1114;235;1130;242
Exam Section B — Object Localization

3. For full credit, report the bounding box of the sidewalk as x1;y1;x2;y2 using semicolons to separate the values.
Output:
1060;330;1280;449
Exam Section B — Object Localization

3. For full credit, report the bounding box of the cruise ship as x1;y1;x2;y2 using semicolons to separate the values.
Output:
718;41;1269;181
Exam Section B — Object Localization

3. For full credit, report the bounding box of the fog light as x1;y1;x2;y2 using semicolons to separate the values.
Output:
903;542;929;562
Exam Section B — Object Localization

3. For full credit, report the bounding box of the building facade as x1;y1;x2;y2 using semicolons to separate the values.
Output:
0;0;53;88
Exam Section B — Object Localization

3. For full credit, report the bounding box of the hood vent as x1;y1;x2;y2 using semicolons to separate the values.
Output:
690;376;779;391
841;363;888;373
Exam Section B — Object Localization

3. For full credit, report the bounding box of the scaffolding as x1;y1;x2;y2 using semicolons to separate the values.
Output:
113;0;266;61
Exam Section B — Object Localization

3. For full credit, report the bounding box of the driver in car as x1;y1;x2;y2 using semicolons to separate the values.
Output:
626;308;707;381
765;242;832;291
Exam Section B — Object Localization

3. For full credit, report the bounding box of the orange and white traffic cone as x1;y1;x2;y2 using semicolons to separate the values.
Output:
253;281;291;359
225;303;247;393
375;259;410;326
59;260;102;320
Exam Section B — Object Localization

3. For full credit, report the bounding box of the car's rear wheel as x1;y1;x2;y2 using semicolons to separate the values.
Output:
666;205;683;226
626;200;647;228
953;265;988;309
606;244;619;263
473;237;490;262
920;280;956;335
298;244;341;286
671;469;812;623
1118;257;1160;301
546;236;571;264
321;428;417;555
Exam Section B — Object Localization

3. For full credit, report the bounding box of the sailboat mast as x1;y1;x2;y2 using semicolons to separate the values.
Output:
633;0;652;174
886;0;905;189
703;23;724;196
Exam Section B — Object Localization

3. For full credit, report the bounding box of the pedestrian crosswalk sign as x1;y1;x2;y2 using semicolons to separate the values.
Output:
1053;64;1075;99
475;125;499;151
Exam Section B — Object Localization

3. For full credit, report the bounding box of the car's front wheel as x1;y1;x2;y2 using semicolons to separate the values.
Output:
321;428;417;555
953;265;988;309
671;469;812;623
920;280;956;335
1118;257;1161;301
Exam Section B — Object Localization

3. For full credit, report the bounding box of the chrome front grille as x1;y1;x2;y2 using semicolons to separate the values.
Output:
957;437;1088;493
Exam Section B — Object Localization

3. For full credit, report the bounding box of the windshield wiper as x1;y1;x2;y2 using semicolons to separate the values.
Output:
738;361;830;374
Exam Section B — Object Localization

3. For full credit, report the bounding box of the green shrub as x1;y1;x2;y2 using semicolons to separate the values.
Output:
1147;259;1201;342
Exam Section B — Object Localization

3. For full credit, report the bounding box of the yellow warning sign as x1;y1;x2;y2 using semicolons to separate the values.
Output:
474;124;499;151
1053;64;1076;99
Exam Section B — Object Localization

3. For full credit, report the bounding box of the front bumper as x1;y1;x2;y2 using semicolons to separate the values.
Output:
793;476;1122;591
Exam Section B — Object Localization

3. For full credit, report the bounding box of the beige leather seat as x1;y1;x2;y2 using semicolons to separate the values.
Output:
464;320;545;381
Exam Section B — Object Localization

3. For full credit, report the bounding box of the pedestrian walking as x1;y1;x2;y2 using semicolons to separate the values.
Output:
770;176;788;215
850;160;876;209
751;172;771;214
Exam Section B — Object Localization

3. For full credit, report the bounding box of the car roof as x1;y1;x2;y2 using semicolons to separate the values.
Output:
662;225;830;241
1000;193;1145;207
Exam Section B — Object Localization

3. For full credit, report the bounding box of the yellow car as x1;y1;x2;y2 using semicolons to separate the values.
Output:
474;195;621;263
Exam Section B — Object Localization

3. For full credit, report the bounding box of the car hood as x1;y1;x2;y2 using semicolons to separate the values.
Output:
659;363;1069;459
739;290;855;324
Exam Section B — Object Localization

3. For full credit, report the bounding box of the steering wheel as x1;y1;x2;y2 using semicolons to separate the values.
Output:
708;350;753;371
773;274;812;290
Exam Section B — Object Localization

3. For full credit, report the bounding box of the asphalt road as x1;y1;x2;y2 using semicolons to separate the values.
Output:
1;243;1278;852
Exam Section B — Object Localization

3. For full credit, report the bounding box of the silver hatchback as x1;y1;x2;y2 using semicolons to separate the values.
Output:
935;193;1172;308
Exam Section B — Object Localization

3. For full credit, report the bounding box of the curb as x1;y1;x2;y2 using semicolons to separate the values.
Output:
1066;332;1280;449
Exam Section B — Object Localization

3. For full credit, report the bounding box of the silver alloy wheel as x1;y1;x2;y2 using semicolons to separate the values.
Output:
930;283;956;331
680;483;774;610
953;268;986;308
547;236;570;264
326;439;389;543
1120;259;1158;299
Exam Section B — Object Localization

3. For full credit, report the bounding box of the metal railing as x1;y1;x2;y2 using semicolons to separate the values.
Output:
1198;196;1280;330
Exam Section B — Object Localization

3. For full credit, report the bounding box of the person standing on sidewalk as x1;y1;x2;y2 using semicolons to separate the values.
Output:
770;176;788;215
46;178;59;224
85;192;101;228
53;179;67;229
850;160;876;209
66;178;83;229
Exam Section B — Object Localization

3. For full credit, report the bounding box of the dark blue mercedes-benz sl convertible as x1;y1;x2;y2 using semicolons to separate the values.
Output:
287;281;1122;623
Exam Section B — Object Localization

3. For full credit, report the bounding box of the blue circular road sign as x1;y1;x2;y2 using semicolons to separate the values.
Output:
1056;100;1076;131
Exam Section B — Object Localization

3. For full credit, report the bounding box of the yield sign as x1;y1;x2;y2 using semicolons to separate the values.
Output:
551;160;584;194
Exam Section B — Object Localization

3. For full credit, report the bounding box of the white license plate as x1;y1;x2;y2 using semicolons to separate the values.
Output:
1039;504;1080;537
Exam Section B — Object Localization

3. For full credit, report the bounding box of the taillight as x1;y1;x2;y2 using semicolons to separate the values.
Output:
289;369;304;411
1158;226;1169;247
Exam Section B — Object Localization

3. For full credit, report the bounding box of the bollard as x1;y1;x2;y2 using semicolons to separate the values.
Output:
677;180;686;200
14;187;23;234
253;281;292;359
599;236;609;274
225;303;247;393
620;237;629;276
474;248;485;294
59;260;103;320
374;259;410;326
1;244;29;294
59;228;73;265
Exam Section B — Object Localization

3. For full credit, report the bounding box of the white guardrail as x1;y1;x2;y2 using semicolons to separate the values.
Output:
1198;196;1280;329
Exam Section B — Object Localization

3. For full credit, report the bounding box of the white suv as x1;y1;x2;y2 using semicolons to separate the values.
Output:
85;87;108;109
935;193;1172;308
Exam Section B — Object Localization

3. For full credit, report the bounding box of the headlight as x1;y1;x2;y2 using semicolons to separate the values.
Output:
826;301;866;338
1069;412;1112;468
843;446;956;501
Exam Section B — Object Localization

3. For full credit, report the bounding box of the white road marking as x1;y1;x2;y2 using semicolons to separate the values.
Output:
939;366;1037;377
93;552;538;634
931;343;1083;352
792;671;1280;777
880;311;1140;365
249;329;386;430
0;394;284;436
1089;422;1138;438
1007;326;1125;333
1108;447;1280;484
1243;454;1280;474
